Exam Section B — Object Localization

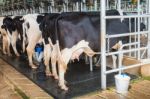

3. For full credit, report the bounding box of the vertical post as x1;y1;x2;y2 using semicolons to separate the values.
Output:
94;0;97;11
106;0;109;10
83;0;86;11
148;0;150;58
81;1;83;11
66;0;68;12
129;18;132;56
63;3;66;12
76;2;79;11
146;0;148;14
137;0;141;60
115;0;117;9
101;0;106;90
117;0;121;10
134;18;137;57
51;0;54;13
89;57;93;71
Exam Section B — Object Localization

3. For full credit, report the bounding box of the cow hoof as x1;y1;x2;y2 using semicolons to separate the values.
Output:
60;85;68;91
53;75;59;80
30;64;37;69
31;66;37;69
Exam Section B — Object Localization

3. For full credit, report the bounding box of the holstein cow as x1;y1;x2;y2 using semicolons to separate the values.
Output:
22;14;44;69
40;10;130;90
2;16;24;56
39;13;60;77
0;17;10;55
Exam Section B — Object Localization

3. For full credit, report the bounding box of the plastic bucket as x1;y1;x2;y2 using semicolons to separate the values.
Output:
115;74;131;94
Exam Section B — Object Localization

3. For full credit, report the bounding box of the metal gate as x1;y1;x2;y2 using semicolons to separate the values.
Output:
101;0;150;89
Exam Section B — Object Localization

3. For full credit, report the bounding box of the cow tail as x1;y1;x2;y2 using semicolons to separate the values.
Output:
55;15;67;70
22;22;27;52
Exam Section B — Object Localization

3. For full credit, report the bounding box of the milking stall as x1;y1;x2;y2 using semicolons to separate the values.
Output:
0;0;150;99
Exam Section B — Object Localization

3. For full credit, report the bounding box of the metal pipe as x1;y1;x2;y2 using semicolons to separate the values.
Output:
106;46;148;56
137;0;141;60
121;42;139;48
115;0;117;9
63;3;66;12
105;14;150;19
101;0;106;90
89;57;93;71
105;61;150;74
117;0;121;10
147;0;150;58
76;2;79;11
133;18;137;57
106;0;109;10
129;18;132;56
106;31;149;38
94;0;97;11
81;2;83;11
66;0;68;12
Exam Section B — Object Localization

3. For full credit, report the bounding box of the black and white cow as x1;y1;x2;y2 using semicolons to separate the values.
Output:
1;16;24;56
40;13;60;76
22;14;44;69
40;10;131;90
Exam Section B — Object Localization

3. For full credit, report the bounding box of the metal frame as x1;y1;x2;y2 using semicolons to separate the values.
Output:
100;0;150;90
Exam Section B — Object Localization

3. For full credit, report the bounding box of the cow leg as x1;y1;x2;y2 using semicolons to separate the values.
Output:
7;39;11;56
26;44;37;69
95;56;101;67
51;45;58;79
52;62;58;79
11;40;20;56
2;36;7;54
6;36;11;56
58;48;72;91
58;62;68;91
44;44;52;76
11;33;20;56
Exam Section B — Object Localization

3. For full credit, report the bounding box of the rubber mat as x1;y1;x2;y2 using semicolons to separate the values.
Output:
0;53;118;99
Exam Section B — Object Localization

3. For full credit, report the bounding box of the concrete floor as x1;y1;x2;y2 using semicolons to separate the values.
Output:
0;72;22;99
77;79;150;99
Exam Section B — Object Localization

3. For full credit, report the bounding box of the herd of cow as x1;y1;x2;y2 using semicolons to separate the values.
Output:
0;10;145;91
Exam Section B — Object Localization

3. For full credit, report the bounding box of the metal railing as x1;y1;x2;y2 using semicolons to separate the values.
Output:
100;0;150;90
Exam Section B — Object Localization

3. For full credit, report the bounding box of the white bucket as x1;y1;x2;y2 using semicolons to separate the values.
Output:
115;74;131;94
